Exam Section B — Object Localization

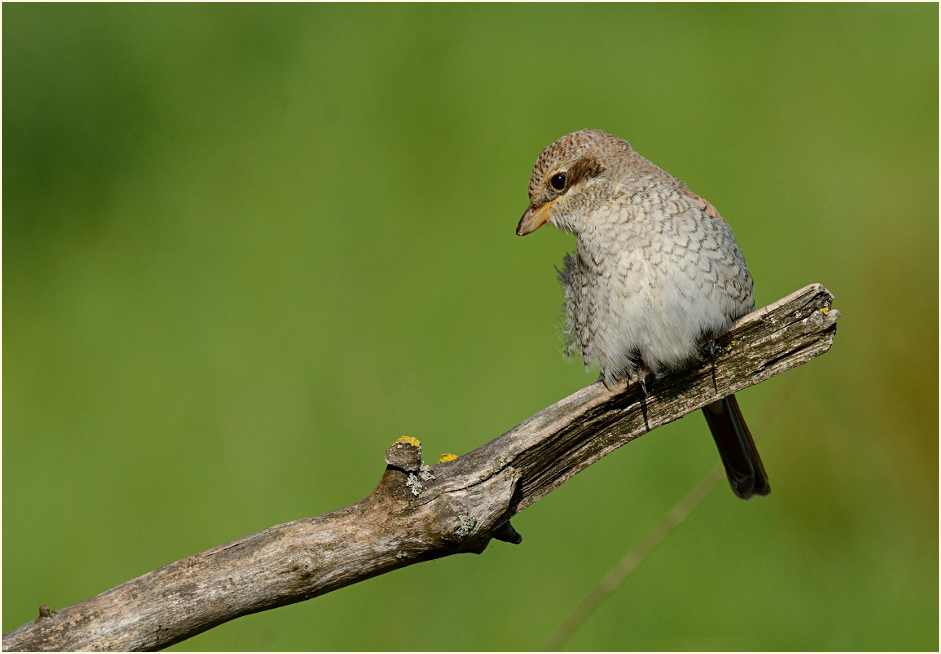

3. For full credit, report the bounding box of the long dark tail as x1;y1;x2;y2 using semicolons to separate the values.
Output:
702;395;770;500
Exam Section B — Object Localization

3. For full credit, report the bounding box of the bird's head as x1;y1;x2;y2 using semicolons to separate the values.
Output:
516;129;631;236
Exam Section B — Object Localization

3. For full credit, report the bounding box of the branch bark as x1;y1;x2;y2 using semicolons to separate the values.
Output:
2;283;840;652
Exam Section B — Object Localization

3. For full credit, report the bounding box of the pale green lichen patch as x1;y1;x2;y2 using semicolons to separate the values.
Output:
419;463;435;481
405;473;423;496
454;515;477;539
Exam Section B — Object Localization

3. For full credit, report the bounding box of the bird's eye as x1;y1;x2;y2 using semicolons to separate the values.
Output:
550;173;566;191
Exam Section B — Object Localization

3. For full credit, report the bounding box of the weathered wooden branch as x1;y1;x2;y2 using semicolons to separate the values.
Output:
2;283;839;652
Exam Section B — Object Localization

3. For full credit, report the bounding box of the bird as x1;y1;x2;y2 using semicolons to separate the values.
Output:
516;129;770;500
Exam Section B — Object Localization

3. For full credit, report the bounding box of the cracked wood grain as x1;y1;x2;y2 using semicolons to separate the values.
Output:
2;283;839;652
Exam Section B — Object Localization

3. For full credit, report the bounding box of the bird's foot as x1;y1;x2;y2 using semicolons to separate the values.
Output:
636;371;650;433
603;368;651;432
705;338;719;394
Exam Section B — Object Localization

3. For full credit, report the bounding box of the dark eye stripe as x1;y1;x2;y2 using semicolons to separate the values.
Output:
568;155;605;185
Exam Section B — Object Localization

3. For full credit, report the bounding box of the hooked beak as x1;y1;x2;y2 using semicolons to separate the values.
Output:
516;198;557;236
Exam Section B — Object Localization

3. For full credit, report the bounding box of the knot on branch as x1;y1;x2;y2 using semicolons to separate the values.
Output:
372;436;524;557
385;436;423;472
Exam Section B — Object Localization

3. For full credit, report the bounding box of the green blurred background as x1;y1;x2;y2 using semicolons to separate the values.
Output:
3;4;937;651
